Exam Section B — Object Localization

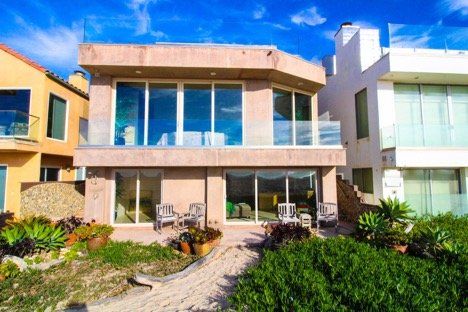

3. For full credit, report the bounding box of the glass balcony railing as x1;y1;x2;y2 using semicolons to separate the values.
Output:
0;110;40;142
381;124;468;149
82;120;342;147
404;193;468;216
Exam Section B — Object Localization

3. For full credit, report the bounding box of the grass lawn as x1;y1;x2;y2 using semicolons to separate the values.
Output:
0;241;197;311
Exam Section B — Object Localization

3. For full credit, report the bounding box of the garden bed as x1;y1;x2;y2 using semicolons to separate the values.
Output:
0;240;197;310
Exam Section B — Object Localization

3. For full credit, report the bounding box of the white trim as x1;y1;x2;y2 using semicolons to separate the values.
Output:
0;165;8;212
46;92;69;143
144;81;149;145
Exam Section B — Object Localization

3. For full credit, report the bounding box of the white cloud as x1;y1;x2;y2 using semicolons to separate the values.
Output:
439;0;468;16
352;20;378;29
253;5;266;19
310;55;321;65
323;30;335;41
126;0;159;35
390;33;431;48
291;6;326;26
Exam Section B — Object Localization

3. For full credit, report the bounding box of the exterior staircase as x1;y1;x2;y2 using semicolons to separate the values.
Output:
336;175;376;223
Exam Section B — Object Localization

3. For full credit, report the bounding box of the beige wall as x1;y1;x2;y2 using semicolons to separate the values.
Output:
163;168;206;214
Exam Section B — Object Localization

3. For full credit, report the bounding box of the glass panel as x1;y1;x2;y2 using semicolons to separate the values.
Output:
355;89;369;139
46;168;60;181
138;170;161;223
79;118;88;145
226;170;255;222
0;90;30;113
295;92;312;145
422;85;449;146
273;88;293;145
257;171;286;221
394;84;422;125
362;168;374;193
403;169;431;215
451;86;468;147
76;167;86;181
47;94;66;140
115;82;145;145
214;84;242;146
148;83;177;146
183;84;211;146
288;170;316;216
430;169;460;215
114;170;137;224
0;166;6;212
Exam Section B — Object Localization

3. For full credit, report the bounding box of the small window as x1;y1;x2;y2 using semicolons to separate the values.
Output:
76;167;86;181
352;168;373;193
40;167;60;182
355;89;369;139
79;118;88;145
47;94;67;140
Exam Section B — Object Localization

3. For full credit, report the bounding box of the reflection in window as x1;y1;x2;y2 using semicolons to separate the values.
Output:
115;82;145;145
0;89;31;136
148;83;177;146
288;170;317;215
183;84;211;146
47;94;67;140
257;171;286;221
226;171;255;222
114;169;161;224
40;167;60;182
273;88;293;145
295;92;312;145
214;84;242;145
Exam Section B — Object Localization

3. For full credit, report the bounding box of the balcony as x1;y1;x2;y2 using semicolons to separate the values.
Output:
381;124;468;149
0;110;39;142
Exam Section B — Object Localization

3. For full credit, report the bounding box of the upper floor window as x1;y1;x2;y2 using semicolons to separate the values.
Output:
47;94;67;141
355;88;369;139
273;87;313;145
0;89;31;137
114;80;243;146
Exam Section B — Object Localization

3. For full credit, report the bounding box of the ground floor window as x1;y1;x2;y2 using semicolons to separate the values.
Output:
403;169;461;215
225;169;317;223
114;169;162;224
40;167;60;182
0;166;6;212
352;168;373;193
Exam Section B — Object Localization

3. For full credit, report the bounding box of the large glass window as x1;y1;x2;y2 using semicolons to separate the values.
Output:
273;88;293;145
226;170;255;222
355;88;369;139
114;169;161;224
421;85;450;145
352;168;373;194
295;93;313;145
0;166;6;212
0;90;31;137
403;169;461;215
148;83;177;146
183;84;211;146
225;169;318;223
114;82;145;145
214;84;243;145
451;86;468;146
47;94;67;140
0;89;30;113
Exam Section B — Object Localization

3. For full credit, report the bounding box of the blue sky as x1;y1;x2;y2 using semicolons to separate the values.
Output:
0;0;466;78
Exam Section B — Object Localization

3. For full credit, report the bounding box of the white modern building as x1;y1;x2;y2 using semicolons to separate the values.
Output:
319;23;468;216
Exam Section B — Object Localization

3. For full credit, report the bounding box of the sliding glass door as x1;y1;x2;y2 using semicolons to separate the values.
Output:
225;169;318;223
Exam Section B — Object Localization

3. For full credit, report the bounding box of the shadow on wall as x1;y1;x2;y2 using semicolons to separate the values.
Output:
20;181;85;219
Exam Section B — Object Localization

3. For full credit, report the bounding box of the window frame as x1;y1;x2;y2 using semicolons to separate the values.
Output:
0;165;8;212
355;88;369;140
39;166;61;182
110;168;164;226
46;92;69;142
111;78;245;146
271;83;315;146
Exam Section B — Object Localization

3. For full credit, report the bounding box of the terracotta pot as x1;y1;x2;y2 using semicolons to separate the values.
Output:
0;274;5;282
193;242;212;256
87;236;109;251
66;233;78;246
180;241;191;255
209;238;220;247
392;244;408;254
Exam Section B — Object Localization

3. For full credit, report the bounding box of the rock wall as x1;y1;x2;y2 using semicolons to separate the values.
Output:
20;182;85;219
337;176;376;223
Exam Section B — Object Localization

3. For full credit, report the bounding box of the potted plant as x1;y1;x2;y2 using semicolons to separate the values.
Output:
179;232;193;255
74;221;114;251
206;227;223;247
190;227;212;256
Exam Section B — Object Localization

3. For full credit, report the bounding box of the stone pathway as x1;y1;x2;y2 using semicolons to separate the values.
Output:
84;246;260;311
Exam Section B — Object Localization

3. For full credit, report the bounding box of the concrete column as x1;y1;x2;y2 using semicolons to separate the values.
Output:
84;167;108;223
206;167;224;229
244;80;273;146
321;167;337;204
88;75;113;145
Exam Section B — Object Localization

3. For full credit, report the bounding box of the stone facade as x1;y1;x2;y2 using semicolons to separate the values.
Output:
20;182;85;219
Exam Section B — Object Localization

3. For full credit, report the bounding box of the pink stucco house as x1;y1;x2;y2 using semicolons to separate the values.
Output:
74;43;345;230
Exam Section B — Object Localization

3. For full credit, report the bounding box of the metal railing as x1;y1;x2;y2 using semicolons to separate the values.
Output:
0;110;40;142
381;124;468;149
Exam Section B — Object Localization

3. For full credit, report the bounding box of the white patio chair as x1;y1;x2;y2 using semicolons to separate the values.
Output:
155;203;178;233
278;203;300;225
317;202;339;232
183;203;206;228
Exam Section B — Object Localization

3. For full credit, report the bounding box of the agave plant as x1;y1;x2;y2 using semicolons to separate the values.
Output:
0;225;26;246
377;197;413;226
357;212;387;240
23;223;67;251
420;226;451;256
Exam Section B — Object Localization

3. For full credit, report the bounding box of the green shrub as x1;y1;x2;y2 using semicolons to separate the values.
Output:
74;223;114;240
229;237;466;311
411;213;468;245
0;260;20;279
269;223;311;247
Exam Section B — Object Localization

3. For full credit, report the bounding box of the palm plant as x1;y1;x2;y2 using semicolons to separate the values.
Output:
377;197;413;226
